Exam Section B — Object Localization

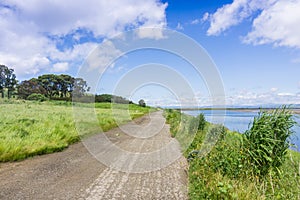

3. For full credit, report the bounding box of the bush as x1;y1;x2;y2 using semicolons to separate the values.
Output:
187;113;206;136
138;99;146;107
187;124;227;159
243;106;297;176
164;109;182;137
197;113;206;131
27;93;48;102
206;124;227;144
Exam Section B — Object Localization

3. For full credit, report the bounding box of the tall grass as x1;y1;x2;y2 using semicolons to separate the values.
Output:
244;106;296;176
164;109;206;152
0;99;151;162
164;107;300;199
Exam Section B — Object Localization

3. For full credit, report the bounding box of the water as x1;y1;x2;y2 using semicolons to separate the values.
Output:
183;109;300;152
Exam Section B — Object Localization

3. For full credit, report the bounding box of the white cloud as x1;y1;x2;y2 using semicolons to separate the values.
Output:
277;92;294;96
226;89;300;106
201;12;209;22
86;40;122;71
2;0;167;37
176;22;184;30
49;42;98;63
0;0;167;78
206;0;254;36
191;19;200;25
136;27;166;40
143;88;300;107
52;62;69;72
244;0;300;48
270;87;278;92
206;0;300;49
190;14;209;26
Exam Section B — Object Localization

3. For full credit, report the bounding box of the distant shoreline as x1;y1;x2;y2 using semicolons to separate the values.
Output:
177;107;300;115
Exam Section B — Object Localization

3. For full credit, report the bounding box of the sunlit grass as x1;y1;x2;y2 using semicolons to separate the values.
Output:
164;109;300;200
0;99;151;162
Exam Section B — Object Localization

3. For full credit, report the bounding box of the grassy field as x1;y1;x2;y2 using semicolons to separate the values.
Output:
164;109;300;200
0;99;152;162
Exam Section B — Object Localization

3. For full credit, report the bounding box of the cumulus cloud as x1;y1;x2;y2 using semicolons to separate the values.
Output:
52;62;69;72
0;0;167;78
135;27;166;40
206;0;255;36
244;0;300;48
86;40;122;71
205;0;300;49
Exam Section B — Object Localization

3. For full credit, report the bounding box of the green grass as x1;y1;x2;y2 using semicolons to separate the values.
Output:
0;99;152;162
164;109;300;200
188;130;300;200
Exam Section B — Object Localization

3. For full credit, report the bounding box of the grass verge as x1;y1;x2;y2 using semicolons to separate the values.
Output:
0;99;152;162
164;109;300;200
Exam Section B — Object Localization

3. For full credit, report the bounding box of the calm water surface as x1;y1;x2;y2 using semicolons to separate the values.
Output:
183;110;300;152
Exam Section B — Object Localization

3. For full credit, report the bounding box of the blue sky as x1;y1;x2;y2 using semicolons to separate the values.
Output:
1;0;300;106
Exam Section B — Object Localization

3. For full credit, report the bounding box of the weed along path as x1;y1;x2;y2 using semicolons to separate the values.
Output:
0;111;188;200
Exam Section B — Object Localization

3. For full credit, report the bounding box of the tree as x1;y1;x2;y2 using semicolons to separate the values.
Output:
95;94;112;102
5;68;17;98
0;65;6;98
94;94;133;104
20;74;89;100
138;99;146;107
37;74;58;98
58;74;74;98
17;79;46;99
197;113;206;131
73;78;90;97
0;65;17;98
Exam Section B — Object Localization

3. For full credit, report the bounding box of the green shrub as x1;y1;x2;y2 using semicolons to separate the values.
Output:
187;124;227;161
164;109;182;137
243;106;297;176
27;93;48;101
188;113;206;133
197;113;206;131
206;124;227;144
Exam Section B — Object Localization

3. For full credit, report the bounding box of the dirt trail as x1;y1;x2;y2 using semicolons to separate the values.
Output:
0;111;188;200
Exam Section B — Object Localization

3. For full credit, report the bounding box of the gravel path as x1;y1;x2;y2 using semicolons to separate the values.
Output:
0;111;188;200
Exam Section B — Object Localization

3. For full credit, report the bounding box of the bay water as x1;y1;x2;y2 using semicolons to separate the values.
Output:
183;109;300;152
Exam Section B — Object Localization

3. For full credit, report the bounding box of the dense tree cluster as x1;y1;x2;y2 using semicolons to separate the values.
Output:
17;80;46;99
17;74;90;100
95;94;133;104
0;65;17;98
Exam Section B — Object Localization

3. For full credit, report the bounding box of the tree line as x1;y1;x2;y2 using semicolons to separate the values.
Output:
18;74;90;100
0;64;89;100
0;64;143;105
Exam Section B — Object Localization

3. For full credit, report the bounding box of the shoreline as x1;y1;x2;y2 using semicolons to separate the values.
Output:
179;108;300;114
